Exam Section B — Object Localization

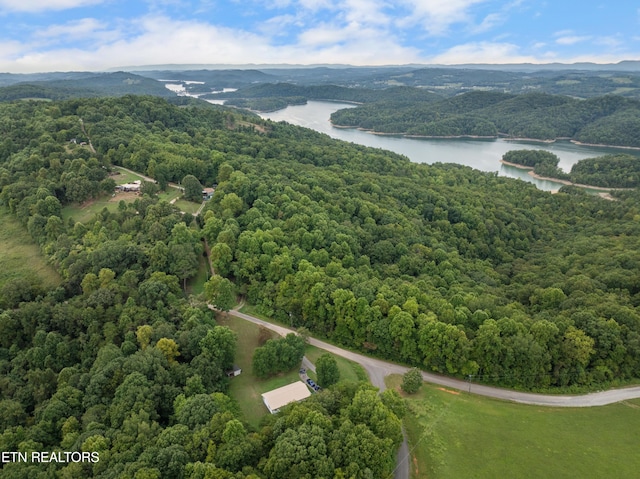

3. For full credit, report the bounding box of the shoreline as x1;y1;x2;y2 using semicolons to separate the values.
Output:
330;123;640;150
330;123;497;139
569;139;640;151
499;160;633;192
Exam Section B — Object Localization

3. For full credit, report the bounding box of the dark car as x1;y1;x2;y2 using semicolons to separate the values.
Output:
299;367;306;374
313;385;321;392
306;378;316;388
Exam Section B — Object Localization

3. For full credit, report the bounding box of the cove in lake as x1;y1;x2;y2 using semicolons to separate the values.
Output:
258;101;640;192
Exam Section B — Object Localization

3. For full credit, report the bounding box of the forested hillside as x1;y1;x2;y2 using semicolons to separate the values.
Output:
0;97;402;478
205;83;441;111
1;95;640;476
330;91;640;147
503;150;640;188
0;72;175;102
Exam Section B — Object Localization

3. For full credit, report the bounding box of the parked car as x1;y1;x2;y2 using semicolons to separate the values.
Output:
299;367;306;374
306;378;316;388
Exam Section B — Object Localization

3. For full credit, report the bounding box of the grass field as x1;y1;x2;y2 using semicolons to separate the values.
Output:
216;314;297;428
304;344;368;383
61;166;184;224
187;253;210;295
174;198;203;214
157;188;182;203
110;167;145;184
384;375;640;479
0;208;60;290
61;193;126;223
217;313;370;429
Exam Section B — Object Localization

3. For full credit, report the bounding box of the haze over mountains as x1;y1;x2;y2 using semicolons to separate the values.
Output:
3;62;640;104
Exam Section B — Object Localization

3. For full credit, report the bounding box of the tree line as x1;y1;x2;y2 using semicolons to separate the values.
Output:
503;149;640;188
330;91;640;147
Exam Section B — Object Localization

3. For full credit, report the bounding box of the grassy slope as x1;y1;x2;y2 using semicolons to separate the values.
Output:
173;198;203;214
216;314;298;429
385;375;640;479
0;207;60;289
217;314;370;429
304;344;368;383
61;167;183;223
186;252;210;295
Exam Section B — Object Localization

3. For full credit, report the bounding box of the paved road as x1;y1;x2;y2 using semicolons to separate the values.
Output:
228;308;640;479
229;308;640;407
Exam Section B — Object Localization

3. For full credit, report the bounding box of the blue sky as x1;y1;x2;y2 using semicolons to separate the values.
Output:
0;0;639;72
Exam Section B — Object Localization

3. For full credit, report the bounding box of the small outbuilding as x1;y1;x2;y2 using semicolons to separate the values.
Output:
202;187;215;200
226;365;242;378
261;381;311;414
116;180;142;192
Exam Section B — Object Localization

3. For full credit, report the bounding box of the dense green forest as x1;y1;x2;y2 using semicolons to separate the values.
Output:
223;96;307;112
330;91;640;147
204;83;441;111
0;72;175;102
0;97;402;478
503;150;640;188
1;95;640;476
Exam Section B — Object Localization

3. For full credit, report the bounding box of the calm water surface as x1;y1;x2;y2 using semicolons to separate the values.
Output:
259;101;640;192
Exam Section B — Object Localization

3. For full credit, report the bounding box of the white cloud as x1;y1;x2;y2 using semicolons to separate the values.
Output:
0;14;422;72
35;18;115;42
297;0;335;13
428;41;539;64
0;0;104;13
258;14;302;37
428;41;633;65
0;40;27;58
555;35;591;46
341;0;390;26
593;36;623;48
397;0;490;35
470;12;504;34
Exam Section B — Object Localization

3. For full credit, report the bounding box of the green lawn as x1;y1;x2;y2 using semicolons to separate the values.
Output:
0;207;60;290
187;253;211;295
217;313;370;429
216;314;300;429
61;194;123;223
174;198;203;214
304;344;368;383
384;375;640;479
157;188;182;203
111;166;146;184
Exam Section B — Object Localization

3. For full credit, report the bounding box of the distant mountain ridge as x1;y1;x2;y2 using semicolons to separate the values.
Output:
0;72;176;101
111;61;640;72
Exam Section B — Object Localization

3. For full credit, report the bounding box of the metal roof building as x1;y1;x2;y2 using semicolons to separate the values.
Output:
261;381;311;414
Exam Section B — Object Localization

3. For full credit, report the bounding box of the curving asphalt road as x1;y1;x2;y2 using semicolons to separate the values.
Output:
228;307;640;479
229;308;640;407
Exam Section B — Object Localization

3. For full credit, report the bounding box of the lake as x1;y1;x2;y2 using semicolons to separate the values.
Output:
258;100;639;192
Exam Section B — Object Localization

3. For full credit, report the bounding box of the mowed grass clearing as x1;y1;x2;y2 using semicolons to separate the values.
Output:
173;198;203;215
216;313;299;429
61;193;129;223
304;344;368;383
384;375;640;479
0;207;60;289
186;252;210;295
